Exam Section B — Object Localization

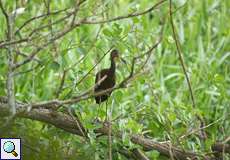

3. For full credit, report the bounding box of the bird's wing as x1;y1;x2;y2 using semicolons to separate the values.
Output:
95;72;99;84
95;71;103;90
95;69;108;90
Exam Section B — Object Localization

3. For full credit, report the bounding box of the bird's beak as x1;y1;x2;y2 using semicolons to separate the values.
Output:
114;55;126;64
120;57;127;64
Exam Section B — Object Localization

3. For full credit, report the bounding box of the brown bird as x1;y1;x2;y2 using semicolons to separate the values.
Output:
94;49;125;104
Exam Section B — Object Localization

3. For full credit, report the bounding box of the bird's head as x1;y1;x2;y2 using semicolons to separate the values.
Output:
110;49;126;64
110;49;119;60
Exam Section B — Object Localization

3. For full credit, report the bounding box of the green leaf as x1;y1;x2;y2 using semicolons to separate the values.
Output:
132;17;139;23
49;61;60;71
103;28;113;37
149;150;160;159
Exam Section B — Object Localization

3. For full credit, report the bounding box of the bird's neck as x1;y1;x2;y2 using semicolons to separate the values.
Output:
110;59;116;74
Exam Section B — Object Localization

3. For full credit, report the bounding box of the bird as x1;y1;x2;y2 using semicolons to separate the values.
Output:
94;49;125;104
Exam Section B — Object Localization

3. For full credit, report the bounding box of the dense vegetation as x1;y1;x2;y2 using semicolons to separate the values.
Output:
0;0;229;159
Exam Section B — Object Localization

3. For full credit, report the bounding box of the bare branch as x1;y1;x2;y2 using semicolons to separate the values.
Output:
27;0;86;38
15;7;69;34
82;0;167;25
12;22;82;69
0;38;29;49
15;50;42;64
13;63;41;76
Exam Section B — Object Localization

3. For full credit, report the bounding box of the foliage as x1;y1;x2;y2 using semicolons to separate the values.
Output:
0;0;229;159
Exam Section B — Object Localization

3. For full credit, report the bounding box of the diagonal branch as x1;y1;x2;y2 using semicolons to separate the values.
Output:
169;0;195;109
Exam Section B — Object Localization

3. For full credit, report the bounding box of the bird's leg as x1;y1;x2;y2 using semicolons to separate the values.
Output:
105;99;108;121
94;99;101;124
105;99;112;160
95;103;101;121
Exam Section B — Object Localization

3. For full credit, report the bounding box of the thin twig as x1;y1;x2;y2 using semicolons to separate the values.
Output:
75;47;113;87
169;0;195;109
15;7;69;34
55;70;67;98
13;63;41;76
169;0;207;141
0;0;166;50
15;50;42;63
179;117;223;140
82;0;167;24
0;38;29;49
12;22;82;70
68;107;88;140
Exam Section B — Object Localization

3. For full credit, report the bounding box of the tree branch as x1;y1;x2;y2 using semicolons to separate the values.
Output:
0;0;16;115
81;0;167;25
0;100;214;160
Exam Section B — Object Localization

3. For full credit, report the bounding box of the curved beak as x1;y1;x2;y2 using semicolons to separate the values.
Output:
120;57;127;64
114;55;126;64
